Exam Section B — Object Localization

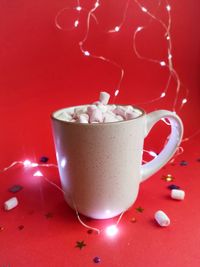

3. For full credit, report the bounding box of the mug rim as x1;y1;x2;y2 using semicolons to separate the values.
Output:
51;104;145;125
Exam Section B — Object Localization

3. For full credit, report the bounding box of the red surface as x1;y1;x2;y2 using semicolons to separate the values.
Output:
0;0;200;266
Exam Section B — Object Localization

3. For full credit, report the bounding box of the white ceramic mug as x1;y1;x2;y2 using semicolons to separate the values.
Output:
51;105;183;219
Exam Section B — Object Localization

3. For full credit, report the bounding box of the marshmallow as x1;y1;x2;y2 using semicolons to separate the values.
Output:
154;210;170;227
99;92;110;105
171;189;185;200
125;110;138;120
103;113;118;123
116;115;124;121
90;109;103;123
96;102;108;113
58;112;72;122
77;114;89;124
87;105;97;117
73;107;87;118
113;106;126;118
4;197;18;211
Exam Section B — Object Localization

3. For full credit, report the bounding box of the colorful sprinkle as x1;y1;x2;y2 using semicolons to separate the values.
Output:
168;184;180;190
39;156;49;163
136;206;144;213
75;240;86;250
93;256;101;263
9;185;23;193
162;174;174;182
179;160;188;166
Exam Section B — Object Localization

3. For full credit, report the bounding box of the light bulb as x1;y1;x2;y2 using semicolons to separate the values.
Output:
106;225;118;237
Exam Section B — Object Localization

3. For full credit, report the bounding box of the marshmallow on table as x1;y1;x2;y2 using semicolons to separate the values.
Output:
4;197;18;211
99;91;110;105
154;210;170;227
171;189;185;200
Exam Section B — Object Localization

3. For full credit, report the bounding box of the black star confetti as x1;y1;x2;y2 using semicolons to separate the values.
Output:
18;225;24;230
168;184;180;190
180;160;188;166
9;185;23;193
40;156;49;163
75;240;86;250
162;174;174;182
45;212;53;219
93;257;101;263
136;206;144;213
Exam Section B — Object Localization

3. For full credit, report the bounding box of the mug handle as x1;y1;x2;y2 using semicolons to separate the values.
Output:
141;110;183;182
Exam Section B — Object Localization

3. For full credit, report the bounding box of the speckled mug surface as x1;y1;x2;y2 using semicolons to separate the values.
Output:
51;105;183;219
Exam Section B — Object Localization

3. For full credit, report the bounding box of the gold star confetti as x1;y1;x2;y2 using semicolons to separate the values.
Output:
136;206;144;213
75;240;86;250
162;174;174;182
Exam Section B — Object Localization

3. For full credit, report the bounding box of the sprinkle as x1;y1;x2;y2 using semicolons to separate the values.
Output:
130;217;137;223
162;174;174;182
171;189;185;200
179;160;188;166
18;225;24;230
154;210;170;227
75;240;86;249
45;212;53;219
9;185;23;193
136;206;144;213
40;156;49;163
4;197;18;211
93;256;101;263
168;184;180;190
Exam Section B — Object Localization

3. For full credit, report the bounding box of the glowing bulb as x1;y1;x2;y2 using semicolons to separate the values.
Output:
115;89;119;96
136;26;143;32
168;54;172;59
61;158;66;168
84;51;90;56
161;92;166;98
166;5;171;11
166;35;170;40
74;20;79;27
114;26;120;32
160;61;166;66
95;1;100;8
33;170;43;177
182;98;187;104
76;6;82;11
106;225;118;237
23;160;31;167
148;151;157;157
141;7;147;13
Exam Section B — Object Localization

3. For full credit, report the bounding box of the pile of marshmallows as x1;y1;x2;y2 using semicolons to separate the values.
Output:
59;92;141;123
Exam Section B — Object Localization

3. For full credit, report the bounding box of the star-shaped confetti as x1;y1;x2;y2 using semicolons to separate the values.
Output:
45;212;53;219
168;184;180;190
162;174;174;182
9;185;23;193
93;256;101;263
180;160;188;166
136;206;144;213
39;156;49;163
75;240;86;250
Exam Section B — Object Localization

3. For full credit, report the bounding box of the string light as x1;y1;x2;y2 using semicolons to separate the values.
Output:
106;225;118;237
74;20;79;27
114;26;120;32
33;170;43;177
161;92;166;98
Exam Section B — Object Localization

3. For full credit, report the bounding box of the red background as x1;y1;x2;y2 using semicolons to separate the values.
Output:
0;0;200;266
